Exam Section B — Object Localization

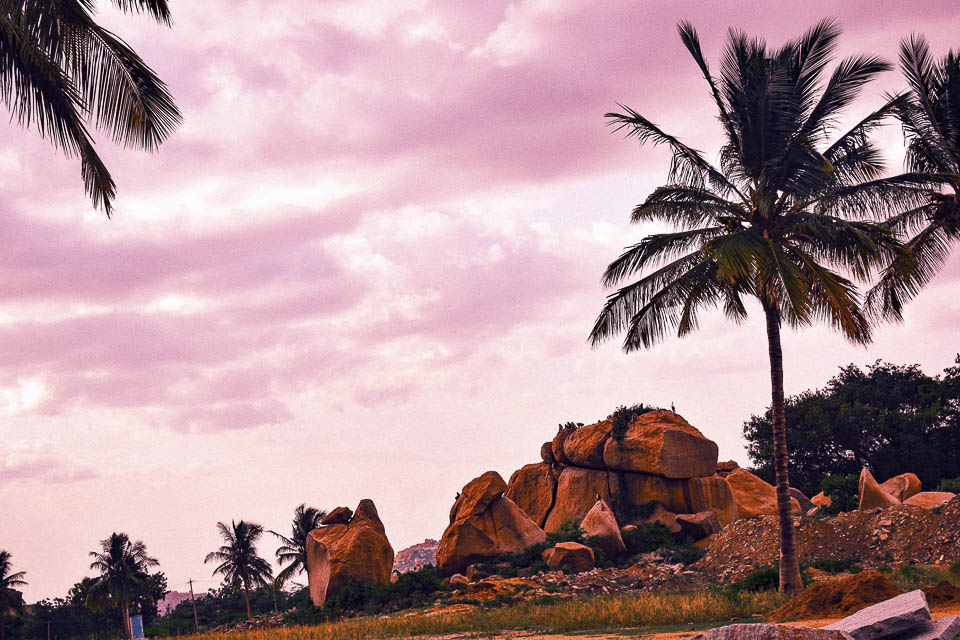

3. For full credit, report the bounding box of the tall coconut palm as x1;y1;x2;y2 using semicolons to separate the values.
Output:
205;520;273;620
0;0;181;215
0;551;27;640
269;504;327;587
867;35;960;320
87;533;159;640
589;19;926;594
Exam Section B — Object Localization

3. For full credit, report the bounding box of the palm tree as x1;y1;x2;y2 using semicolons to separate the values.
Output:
269;504;327;587
867;35;960;320
589;20;925;594
205;520;273;620
0;0;182;215
87;533;159;640
0;551;27;640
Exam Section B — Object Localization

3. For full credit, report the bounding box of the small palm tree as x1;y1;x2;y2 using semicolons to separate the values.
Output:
0;0;182;214
269;504;327;587
589;20;923;594
868;35;960;319
205;520;273;620
0;551;27;640
87;533;159;640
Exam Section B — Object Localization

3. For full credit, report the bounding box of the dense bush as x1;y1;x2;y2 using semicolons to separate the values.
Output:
621;523;675;555
949;559;960;577
940;477;960;493
810;558;862;574
733;564;811;592
608;404;656;441
821;474;860;515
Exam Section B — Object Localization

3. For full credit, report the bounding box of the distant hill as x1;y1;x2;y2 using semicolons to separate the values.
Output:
393;539;438;573
158;590;197;615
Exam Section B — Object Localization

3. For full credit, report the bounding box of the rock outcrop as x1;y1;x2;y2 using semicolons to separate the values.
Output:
306;499;394;605
504;463;557;528
580;498;626;558
437;471;547;575
393;539;438;573
860;469;901;511
725;468;801;519
602;411;718;478
880;473;922;502
904;492;956;510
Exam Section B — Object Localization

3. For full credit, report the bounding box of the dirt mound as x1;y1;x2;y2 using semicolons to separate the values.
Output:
924;581;960;605
768;571;902;622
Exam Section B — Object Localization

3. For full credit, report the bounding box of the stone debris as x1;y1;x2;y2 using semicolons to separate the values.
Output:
689;624;854;640
823;590;931;640
894;616;960;640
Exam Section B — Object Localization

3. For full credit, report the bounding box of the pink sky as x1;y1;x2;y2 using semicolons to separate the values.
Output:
3;0;960;602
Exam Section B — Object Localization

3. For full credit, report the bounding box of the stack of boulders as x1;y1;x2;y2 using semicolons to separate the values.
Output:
305;499;394;606
811;469;956;513
692;590;959;640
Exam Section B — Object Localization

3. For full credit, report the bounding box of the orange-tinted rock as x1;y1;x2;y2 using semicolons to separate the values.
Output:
544;467;612;532
306;539;331;606
545;542;594;573
552;429;573;465
580;498;626;558
859;468;900;511
685;475;739;526
451;471;507;522
694;533;717;549
321;506;352;525
637;503;682;536
904;491;956;509
563;420;612;469
717;460;740;476
790;488;815;514
602;410;718;478
540;442;555;464
504;463;557;528
436;496;546;575
307;498;394;600
812;492;831;508
676;511;721;540
726;468;801;519
880;473;922;502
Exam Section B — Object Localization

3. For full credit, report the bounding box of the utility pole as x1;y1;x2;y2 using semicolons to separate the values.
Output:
188;579;199;632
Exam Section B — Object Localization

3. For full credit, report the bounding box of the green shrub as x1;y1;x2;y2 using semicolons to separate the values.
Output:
608;403;656;441
622;523;677;556
733;564;811;592
821;474;859;515
666;545;706;565
950;559;960;576
940;477;960;494
810;558;861;574
546;520;585;545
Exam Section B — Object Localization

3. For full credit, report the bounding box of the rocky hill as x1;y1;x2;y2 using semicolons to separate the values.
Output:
394;539;439;573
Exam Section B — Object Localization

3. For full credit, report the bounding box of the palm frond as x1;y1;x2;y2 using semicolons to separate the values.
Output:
109;0;172;25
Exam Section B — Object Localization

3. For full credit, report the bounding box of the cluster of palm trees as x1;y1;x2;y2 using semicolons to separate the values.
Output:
0;504;327;638
590;20;960;594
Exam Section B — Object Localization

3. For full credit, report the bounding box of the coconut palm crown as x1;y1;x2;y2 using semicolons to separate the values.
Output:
589;19;926;594
269;503;327;586
205;520;273;620
87;533;159;640
868;34;960;320
0;0;182;214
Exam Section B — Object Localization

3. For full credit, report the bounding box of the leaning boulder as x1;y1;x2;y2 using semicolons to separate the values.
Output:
904;492;956;510
602;410;718;478
859;468;900;511
823;589;931;640
450;471;507;522
306;498;394;604
504;463;557;528
580;498;626;558
544;541;594;573
543;467;612;532
880;473;922;502
790;488;816;514
726;468;800;518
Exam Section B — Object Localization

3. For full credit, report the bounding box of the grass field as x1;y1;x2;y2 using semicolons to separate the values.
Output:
178;589;787;640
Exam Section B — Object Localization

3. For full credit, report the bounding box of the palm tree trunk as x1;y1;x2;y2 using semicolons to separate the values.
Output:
122;601;132;639
763;301;804;595
244;587;252;620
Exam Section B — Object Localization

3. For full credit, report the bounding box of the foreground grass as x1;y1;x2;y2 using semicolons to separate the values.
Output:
181;589;787;640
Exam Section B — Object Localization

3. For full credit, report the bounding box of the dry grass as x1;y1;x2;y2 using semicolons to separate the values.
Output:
179;589;786;640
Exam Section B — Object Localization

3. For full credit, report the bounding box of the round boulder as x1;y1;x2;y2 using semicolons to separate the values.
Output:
544;541;594;573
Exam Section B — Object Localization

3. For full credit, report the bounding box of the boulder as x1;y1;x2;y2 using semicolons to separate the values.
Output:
904;492;956;510
790;488;816;514
880;473;922;502
450;471;507;522
552;429;574;465
812;492;832;508
636;503;682;536
580;498;626;559
898;616;960;640
602;410;718;478
859;468;901;511
321;506;353;526
306;539;331;606
544;467;612;532
694;533;717;549
306;498;394;602
684;475;739;526
563;420;612;469
716;460;740;476
544;541;594;573
725;468;801;519
540;442;555;464
676;511;721;540
824;589;931;640
448;573;469;587
504;463;558;528
437;490;547;575
690;624;854;640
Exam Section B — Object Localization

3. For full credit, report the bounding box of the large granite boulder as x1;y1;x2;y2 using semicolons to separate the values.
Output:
904;492;956;510
504;463;557;528
790;488;816;514
306;499;394;604
690;624;854;640
321;506;352;525
540;442;555;464
551;429;574;465
859;468;900;511
602;410;718;478
684;475;739;526
725;468;800;519
543;467;612;532
580;498;626;558
812;491;831;508
880;473;922;502
544;541;594;573
306;540;331;606
437;471;547;575
563;420;612;469
823;589;931;640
